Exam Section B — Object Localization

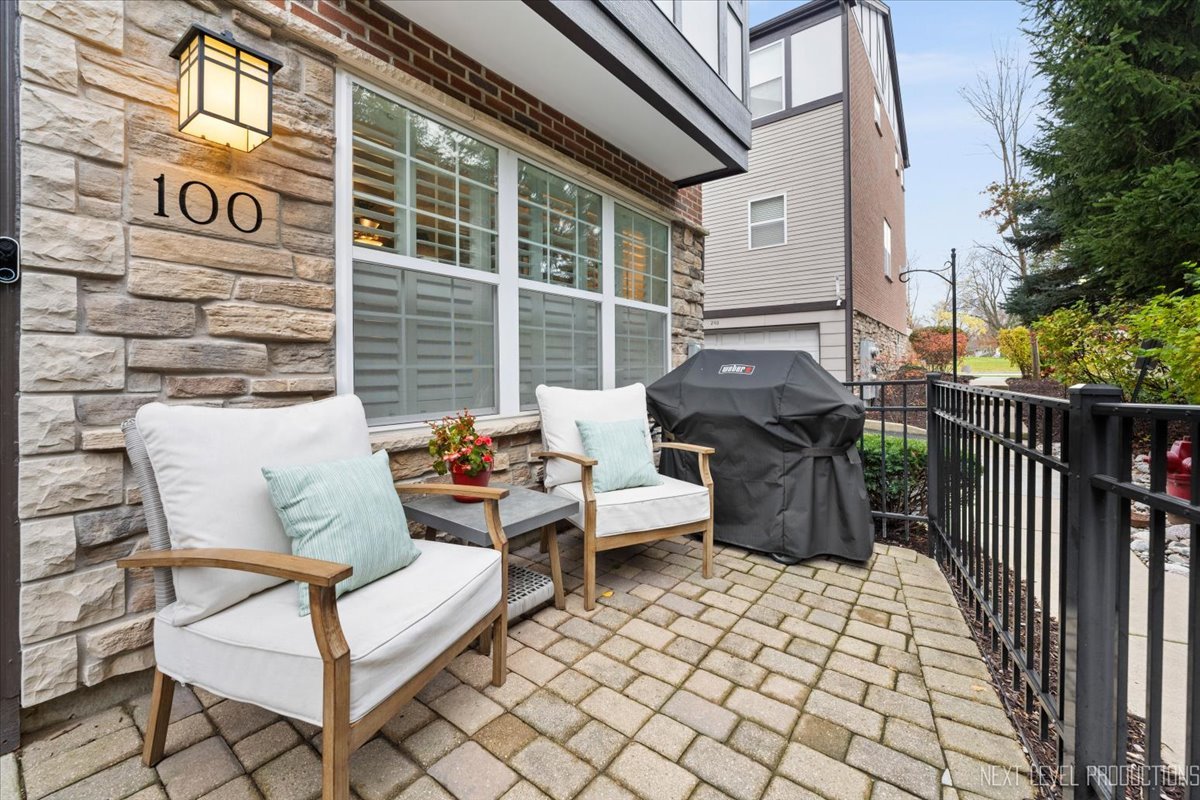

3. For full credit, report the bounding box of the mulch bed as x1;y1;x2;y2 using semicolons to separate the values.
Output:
935;556;1184;800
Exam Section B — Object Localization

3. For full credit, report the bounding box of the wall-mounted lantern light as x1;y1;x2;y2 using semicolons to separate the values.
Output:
169;25;283;152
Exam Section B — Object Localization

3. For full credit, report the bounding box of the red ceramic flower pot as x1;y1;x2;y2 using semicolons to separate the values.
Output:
450;466;492;503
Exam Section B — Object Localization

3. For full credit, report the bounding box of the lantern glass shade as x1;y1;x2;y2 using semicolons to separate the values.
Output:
170;25;282;152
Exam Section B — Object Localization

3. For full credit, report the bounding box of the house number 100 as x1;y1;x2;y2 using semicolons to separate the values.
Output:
153;173;263;234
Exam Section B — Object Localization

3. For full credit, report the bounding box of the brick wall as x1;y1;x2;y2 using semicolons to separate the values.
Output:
14;0;706;709
847;17;907;337
268;0;704;227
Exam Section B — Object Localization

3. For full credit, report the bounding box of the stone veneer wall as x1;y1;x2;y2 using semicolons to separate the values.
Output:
15;0;706;709
851;310;909;380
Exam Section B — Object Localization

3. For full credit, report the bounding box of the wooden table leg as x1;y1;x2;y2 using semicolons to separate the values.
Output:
542;523;565;610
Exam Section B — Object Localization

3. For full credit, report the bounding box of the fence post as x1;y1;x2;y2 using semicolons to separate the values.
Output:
1063;383;1124;799
925;372;942;558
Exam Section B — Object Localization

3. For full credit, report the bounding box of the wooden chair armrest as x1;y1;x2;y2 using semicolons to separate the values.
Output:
395;482;510;501
531;450;598;467
116;548;352;587
659;442;716;456
395;482;508;551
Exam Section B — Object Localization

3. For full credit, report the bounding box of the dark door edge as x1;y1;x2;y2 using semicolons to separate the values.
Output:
1;0;21;756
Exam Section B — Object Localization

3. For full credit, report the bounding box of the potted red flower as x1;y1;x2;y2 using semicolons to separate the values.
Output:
427;410;495;503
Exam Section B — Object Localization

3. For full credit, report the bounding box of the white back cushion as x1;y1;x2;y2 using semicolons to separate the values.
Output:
536;383;652;487
136;395;372;625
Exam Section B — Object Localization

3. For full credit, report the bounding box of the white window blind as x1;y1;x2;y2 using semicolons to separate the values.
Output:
615;306;668;388
342;78;672;425
518;292;600;409
517;160;602;291
351;84;497;271
749;195;786;249
615;205;670;306
352;263;496;423
749;40;784;118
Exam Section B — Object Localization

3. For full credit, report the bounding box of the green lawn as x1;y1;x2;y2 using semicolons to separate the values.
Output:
959;355;1020;374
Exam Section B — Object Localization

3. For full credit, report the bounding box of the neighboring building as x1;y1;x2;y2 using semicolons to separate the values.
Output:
700;0;908;381
0;0;749;742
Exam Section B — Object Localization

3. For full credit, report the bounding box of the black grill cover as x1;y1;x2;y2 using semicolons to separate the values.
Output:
646;349;872;562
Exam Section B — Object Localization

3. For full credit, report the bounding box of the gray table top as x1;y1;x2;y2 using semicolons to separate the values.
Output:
402;483;577;547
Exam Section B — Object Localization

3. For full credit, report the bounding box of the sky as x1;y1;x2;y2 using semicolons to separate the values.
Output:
746;0;1042;320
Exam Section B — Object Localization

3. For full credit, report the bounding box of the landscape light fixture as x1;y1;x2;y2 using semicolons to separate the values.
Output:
169;25;282;152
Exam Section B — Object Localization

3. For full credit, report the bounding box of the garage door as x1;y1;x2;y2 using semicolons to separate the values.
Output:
706;326;820;358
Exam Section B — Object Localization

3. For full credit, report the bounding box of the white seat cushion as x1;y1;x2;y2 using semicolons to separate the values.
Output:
136;396;371;625
536;384;653;488
550;475;710;537
153;540;501;725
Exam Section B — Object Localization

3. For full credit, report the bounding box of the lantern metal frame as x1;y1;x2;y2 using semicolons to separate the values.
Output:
168;24;283;151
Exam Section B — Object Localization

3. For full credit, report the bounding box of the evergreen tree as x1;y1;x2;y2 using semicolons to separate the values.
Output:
1009;0;1200;318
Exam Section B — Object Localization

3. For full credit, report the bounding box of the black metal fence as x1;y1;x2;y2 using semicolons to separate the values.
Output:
844;379;928;543
922;376;1200;800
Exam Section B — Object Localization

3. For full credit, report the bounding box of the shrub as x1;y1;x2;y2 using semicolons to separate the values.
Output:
1128;264;1200;403
858;434;928;526
1034;304;1140;389
998;327;1034;378
1034;301;1178;401
909;326;969;372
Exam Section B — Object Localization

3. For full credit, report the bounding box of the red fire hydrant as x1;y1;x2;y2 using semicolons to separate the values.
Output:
1166;438;1193;501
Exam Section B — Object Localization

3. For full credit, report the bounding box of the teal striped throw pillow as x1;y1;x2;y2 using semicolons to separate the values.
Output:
262;449;420;615
576;418;663;493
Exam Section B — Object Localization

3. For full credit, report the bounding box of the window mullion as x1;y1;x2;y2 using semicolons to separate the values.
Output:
497;147;520;416
334;70;355;395
601;195;616;389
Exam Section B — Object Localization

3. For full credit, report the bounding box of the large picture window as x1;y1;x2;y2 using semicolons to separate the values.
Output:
339;77;673;425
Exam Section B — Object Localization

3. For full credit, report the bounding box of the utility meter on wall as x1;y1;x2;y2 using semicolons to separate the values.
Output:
860;339;880;401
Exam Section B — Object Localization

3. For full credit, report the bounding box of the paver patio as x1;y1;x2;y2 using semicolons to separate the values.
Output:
7;533;1033;800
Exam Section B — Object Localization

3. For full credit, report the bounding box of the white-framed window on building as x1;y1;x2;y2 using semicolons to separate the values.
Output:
873;93;882;130
615;306;668;388
748;194;786;249
748;40;784;118
681;0;719;70
726;7;743;100
339;75;672;426
517;160;602;292
352;84;498;270
613;205;670;388
883;219;892;279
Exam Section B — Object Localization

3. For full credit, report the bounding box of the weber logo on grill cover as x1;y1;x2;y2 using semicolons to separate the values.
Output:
719;364;755;375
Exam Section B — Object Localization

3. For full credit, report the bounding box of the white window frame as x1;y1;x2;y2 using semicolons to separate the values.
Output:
748;39;785;119
335;71;672;430
873;93;882;131
746;192;787;250
725;5;744;101
883;218;892;279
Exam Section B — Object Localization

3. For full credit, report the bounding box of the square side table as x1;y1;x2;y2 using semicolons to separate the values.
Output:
402;483;576;617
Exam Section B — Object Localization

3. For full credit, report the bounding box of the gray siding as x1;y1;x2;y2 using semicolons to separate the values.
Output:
702;102;845;312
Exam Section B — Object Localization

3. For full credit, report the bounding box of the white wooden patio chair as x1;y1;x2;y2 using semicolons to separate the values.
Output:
534;383;715;609
116;396;507;800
